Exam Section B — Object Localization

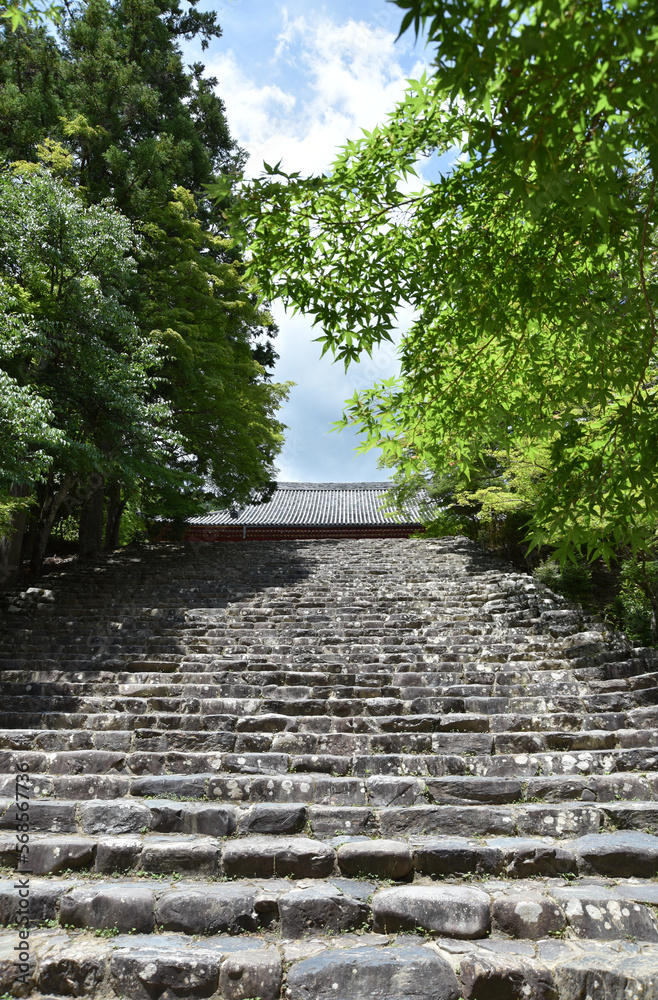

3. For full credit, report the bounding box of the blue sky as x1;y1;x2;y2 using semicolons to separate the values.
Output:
184;1;433;483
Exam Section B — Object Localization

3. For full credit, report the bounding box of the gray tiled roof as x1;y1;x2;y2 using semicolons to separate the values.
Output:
188;483;423;526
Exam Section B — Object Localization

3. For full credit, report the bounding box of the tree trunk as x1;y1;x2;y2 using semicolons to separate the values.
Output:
104;481;127;550
78;474;105;558
0;484;32;590
30;475;76;577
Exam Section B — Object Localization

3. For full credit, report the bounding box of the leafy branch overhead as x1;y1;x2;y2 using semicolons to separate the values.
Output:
213;0;658;566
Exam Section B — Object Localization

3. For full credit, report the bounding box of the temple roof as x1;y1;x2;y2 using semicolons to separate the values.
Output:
188;483;424;526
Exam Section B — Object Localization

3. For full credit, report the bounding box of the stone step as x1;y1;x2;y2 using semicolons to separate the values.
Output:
1;744;657;778
2;704;655;731
0;676;593;698
2;829;658;878
3;926;658;1000
1;536;657;999
2;793;658;842
3;872;658;944
1;727;656;754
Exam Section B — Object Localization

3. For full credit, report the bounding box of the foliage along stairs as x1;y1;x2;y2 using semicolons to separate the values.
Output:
1;536;658;1000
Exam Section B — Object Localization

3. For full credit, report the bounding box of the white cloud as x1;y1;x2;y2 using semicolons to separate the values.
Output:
208;10;427;177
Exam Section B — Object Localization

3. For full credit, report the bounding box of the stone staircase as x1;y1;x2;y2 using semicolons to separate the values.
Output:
1;535;658;999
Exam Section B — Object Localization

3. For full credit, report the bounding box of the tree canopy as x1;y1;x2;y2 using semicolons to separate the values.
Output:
218;0;657;567
0;0;290;576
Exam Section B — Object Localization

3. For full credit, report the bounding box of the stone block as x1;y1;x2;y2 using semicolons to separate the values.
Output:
425;777;523;804
314;777;368;806
569;831;658;878
0;878;73;925
308;806;377;837
17;800;79;834
551;886;658;941
154;885;262;935
459;952;557;1000
222;836;335;878
206;775;252;802
488;837;577;877
36;939;107;998
237;803;306;835
553;949;658;1000
366;777;427;806
95;836;142;874
0;934;34;995
59;885;155;933
286;944;461;1000
182;803;237;837
110;945;220;1000
413;838;504;877
79;800;151;835
517;803;601;838
372;885;491;938
49;750;126;774
379;805;515;837
130;774;209;798
291;754;351;776
219;947;282;1000
492;893;566;940
23;837;96;875
223;752;290;774
278;885;369;937
337;839;413;880
140;836;219;875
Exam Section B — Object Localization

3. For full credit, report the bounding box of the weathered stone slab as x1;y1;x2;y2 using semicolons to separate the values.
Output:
95;836;142;874
516;803;601;837
413;838;504;877
9;836;96;875
568;831;658;878
140;835;219;875
425;777;523;804
488;837;576;877
79;800;151;835
110;944;220;1000
154;885;262;935
222;836;335;878
36;938;107;998
308;806;377;837
286;944;461;1000
237;803;306;835
59;885;155;933
337;839;413;880
492;892;566;940
181;803;237;837
366;777;427;806
130;774;209;798
278;884;368;937
223;752;290;775
0;878;74;925
219;947;282;1000
550;886;658;941
459;952;557;1000
379;805;515;837
553;948;658;1000
372;885;491;938
0;933;35;995
0;799;76;833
